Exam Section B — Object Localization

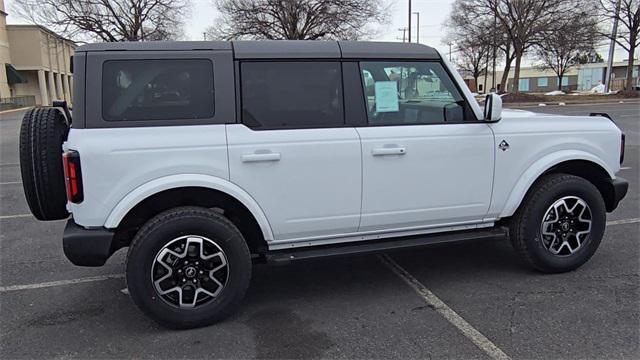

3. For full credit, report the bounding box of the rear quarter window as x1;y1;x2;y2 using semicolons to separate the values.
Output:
102;59;214;121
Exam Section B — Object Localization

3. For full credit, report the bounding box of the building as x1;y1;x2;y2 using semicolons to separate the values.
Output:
475;61;639;94
0;1;75;106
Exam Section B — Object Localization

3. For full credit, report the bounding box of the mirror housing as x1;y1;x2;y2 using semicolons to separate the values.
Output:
484;93;502;122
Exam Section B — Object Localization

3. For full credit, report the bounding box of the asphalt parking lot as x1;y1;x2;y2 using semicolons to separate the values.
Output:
1;102;638;359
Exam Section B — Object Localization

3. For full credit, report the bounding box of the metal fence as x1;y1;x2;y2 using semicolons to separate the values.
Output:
0;95;36;111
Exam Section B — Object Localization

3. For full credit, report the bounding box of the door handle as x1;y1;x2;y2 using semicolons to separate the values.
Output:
372;147;407;156
241;152;281;163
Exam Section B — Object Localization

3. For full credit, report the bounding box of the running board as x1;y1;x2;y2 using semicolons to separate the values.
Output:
265;227;509;264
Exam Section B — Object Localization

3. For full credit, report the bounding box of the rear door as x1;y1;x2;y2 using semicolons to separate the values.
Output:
227;61;362;242
354;60;495;232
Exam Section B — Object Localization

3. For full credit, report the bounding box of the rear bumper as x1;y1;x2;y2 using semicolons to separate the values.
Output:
604;177;628;212
63;220;115;267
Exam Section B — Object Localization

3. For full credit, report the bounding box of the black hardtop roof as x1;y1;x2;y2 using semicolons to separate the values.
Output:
75;40;441;60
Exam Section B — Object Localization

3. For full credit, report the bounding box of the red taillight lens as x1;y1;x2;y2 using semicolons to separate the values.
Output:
620;133;625;165
63;151;84;203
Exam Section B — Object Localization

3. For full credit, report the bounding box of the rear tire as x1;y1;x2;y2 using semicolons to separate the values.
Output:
126;206;251;329
510;174;606;273
19;107;70;220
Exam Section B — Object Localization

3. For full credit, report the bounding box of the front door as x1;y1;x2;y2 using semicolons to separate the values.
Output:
227;61;361;242
355;61;495;232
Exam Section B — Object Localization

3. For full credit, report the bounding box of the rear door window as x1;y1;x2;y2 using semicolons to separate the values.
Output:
102;59;214;121
240;61;344;129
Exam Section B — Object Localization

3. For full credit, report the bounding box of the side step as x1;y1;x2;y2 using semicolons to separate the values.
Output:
265;227;509;264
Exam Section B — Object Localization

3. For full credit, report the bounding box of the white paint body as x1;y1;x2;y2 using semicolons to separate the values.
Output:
65;108;623;250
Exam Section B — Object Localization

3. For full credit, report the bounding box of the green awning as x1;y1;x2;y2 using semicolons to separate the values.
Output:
6;64;26;84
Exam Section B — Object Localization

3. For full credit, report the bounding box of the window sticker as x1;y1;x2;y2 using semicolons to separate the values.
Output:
374;81;399;113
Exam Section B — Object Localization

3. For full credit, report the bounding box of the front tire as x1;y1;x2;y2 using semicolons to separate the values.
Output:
510;174;606;273
126;206;251;329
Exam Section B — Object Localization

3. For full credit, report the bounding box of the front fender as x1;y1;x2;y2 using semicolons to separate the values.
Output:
499;150;615;218
103;174;275;241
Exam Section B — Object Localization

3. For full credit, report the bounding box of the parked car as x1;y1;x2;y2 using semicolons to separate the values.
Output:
19;41;627;329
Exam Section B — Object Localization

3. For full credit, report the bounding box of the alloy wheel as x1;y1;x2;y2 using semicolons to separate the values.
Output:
151;235;229;308
540;196;592;256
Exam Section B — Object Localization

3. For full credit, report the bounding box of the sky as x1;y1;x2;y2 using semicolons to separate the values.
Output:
4;0;456;54
4;0;628;63
188;0;456;54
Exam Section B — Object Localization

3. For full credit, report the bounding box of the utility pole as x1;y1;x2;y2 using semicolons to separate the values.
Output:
407;0;412;43
413;12;420;43
605;0;621;93
447;42;453;62
398;28;407;43
491;12;497;91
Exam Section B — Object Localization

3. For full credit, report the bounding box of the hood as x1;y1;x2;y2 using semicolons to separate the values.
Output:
501;108;553;118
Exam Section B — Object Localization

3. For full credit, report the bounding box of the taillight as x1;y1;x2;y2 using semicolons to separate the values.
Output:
620;133;625;165
63;150;84;203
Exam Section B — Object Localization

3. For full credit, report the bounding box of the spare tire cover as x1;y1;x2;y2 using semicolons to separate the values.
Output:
19;107;70;220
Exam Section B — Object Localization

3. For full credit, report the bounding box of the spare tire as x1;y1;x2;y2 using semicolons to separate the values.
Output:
19;107;70;220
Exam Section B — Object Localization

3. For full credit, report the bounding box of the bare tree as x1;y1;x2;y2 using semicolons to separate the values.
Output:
535;11;601;91
208;0;389;40
489;0;578;93
455;43;490;92
13;0;190;42
447;0;511;92
598;0;640;91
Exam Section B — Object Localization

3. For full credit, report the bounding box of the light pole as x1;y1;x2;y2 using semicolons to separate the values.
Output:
447;42;453;62
605;0;622;93
398;28;408;42
412;12;420;43
407;0;412;43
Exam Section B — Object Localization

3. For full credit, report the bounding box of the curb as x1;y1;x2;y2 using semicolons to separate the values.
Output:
502;99;640;108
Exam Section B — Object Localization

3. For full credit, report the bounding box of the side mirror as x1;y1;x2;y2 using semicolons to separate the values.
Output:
484;93;502;122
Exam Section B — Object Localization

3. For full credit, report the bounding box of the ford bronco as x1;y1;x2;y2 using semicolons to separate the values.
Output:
19;41;628;328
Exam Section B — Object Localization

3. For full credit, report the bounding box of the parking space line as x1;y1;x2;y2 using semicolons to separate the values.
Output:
0;214;33;219
0;181;21;185
0;163;18;167
379;254;511;360
607;218;640;226
0;274;124;293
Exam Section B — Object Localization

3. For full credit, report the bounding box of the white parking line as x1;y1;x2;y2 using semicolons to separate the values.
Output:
380;254;511;360
0;181;21;185
0;214;33;219
607;218;640;226
620;167;632;170
0;274;124;293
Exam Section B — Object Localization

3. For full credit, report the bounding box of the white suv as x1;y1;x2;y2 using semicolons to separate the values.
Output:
19;41;628;329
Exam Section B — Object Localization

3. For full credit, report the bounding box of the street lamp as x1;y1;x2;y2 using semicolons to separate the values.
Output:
398;28;408;43
412;12;420;43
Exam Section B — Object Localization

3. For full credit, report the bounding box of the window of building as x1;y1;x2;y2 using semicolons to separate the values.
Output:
359;61;470;125
478;84;484;92
537;77;548;87
240;62;344;129
518;78;530;92
102;59;214;121
557;76;569;86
